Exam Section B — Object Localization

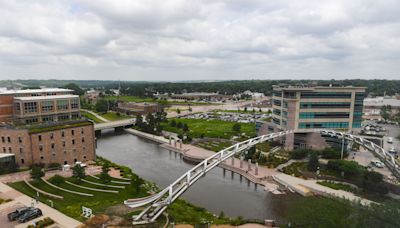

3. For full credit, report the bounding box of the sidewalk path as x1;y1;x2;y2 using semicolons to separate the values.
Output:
0;182;81;228
273;173;374;205
81;109;109;122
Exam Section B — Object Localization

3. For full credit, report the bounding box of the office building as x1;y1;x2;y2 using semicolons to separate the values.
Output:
258;84;366;150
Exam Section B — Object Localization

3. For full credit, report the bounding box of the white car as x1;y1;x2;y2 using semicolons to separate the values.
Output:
388;147;397;154
371;160;384;168
387;137;393;143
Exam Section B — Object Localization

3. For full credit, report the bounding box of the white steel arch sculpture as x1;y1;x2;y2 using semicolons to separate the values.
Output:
124;129;400;224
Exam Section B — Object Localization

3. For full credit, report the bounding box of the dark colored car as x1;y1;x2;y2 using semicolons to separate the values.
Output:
18;208;42;223
7;207;32;221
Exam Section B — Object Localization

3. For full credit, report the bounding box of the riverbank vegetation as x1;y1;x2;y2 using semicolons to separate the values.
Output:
284;197;400;228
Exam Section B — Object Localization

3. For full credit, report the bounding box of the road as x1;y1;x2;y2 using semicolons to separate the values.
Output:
382;124;400;156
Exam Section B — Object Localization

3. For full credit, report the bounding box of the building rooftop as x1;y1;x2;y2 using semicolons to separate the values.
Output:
0;88;73;95
364;97;400;107
273;84;366;91
14;94;79;101
0;153;15;159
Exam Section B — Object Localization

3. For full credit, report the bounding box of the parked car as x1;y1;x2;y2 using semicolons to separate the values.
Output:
387;137;393;143
18;208;42;223
371;160;385;168
389;147;397;154
7;207;32;221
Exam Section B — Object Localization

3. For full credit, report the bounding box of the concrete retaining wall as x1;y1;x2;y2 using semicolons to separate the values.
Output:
24;179;63;199
41;178;93;197
65;181;119;193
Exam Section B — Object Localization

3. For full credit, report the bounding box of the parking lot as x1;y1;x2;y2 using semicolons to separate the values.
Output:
382;124;400;157
0;202;25;228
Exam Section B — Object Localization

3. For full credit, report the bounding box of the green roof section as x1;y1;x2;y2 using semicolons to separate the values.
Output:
27;120;93;134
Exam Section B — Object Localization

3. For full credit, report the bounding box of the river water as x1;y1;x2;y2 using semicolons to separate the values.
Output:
96;131;300;221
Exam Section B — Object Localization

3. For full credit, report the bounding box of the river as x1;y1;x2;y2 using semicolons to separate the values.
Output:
96;131;300;221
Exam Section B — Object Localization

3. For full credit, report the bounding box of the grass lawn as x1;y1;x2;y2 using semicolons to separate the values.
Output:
100;112;131;121
81;111;104;123
161;118;256;139
194;139;234;152
9;176;148;221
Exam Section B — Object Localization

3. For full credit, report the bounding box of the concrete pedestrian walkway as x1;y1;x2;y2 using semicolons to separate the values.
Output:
273;173;374;205
81;109;110;122
0;182;81;228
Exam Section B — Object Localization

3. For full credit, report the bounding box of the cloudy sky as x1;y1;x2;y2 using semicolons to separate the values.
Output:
0;0;399;81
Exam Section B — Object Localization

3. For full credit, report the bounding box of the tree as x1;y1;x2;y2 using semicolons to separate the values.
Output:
177;108;181;114
244;107;248;112
183;123;189;132
177;122;183;128
308;152;319;172
72;164;85;180
170;119;177;127
63;83;84;96
380;105;392;120
30;165;44;180
135;114;143;127
95;99;109;113
188;107;192;112
100;163;111;183
232;123;241;133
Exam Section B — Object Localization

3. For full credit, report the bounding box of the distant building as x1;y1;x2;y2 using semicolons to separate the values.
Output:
0;88;95;167
170;92;232;101
363;97;400;120
84;89;101;103
116;102;162;115
258;84;366;150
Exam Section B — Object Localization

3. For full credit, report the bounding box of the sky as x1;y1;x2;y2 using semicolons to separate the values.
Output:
0;0;399;81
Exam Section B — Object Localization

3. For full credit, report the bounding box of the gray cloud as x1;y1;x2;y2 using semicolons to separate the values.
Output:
0;0;399;81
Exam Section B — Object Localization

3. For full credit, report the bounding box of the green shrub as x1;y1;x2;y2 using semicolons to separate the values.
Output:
27;217;54;228
290;149;309;159
47;163;61;169
49;175;65;185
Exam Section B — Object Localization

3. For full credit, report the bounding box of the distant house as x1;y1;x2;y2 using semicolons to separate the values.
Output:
116;102;162;115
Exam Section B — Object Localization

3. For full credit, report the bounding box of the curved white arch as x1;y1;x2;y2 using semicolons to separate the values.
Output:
125;129;400;224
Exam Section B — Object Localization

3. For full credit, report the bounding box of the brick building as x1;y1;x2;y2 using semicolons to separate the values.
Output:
0;88;96;167
116;102;162;115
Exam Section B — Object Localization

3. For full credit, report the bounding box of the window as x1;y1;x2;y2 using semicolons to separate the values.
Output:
3;147;6;152
39;145;43;152
300;102;351;109
21;159;24;164
62;141;66;147
298;122;349;129
299;112;349;119
58;114;70;121
38;135;42;141
273;109;281;116
72;139;75;145
71;130;74;136
41;100;54;112
74;158;77;163
1;136;5;143
71;113;79;119
42;115;54;122
70;99;79;109
24;102;38;113
51;143;55;149
82;137;85;143
300;92;352;99
18;137;22;143
61;131;65;137
273;99;281;106
25;118;38;124
8;147;12;153
81;128;84;134
20;148;23;153
40;156;44;160
50;133;54;140
7;137;11;143
64;161;67;165
57;100;69;110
